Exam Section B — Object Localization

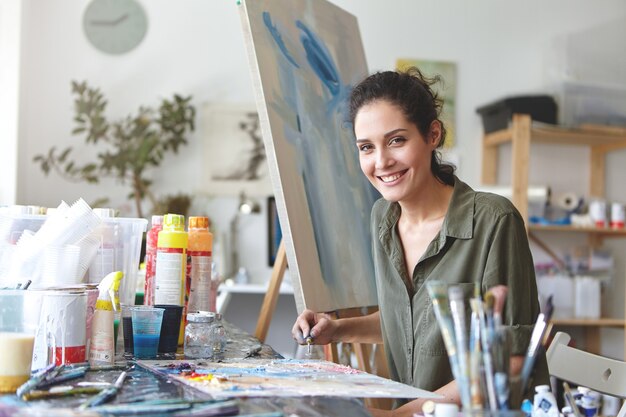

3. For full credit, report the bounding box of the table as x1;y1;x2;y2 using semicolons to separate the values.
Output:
0;321;372;417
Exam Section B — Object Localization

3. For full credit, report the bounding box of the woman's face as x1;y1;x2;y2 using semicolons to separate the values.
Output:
354;100;440;203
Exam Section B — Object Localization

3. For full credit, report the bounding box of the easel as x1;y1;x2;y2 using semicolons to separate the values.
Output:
254;239;392;410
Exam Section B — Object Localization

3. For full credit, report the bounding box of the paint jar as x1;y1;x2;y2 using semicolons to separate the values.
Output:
610;202;625;229
31;290;88;368
184;312;227;359
589;199;607;228
0;290;44;393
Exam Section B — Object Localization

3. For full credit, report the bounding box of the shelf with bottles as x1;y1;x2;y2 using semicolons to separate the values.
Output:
481;114;626;360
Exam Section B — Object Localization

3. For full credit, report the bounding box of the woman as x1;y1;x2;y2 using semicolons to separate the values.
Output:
292;67;547;416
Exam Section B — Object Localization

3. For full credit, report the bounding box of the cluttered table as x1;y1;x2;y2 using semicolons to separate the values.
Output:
0;320;373;417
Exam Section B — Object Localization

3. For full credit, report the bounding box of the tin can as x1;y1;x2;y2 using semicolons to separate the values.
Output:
32;290;87;368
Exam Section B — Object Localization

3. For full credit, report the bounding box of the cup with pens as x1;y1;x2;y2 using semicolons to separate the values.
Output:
426;281;553;414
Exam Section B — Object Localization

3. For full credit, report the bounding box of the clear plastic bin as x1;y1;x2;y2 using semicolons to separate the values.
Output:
87;217;147;306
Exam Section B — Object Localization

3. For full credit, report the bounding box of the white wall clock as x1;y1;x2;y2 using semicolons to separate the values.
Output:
83;0;148;55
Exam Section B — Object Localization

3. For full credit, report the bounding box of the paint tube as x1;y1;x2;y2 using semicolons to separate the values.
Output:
89;271;123;365
448;285;471;411
425;281;470;410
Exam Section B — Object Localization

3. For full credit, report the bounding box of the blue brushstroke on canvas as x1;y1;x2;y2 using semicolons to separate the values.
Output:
261;11;379;306
263;12;299;68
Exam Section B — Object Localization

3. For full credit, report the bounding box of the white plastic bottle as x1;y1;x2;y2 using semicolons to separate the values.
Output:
89;271;123;365
533;385;559;417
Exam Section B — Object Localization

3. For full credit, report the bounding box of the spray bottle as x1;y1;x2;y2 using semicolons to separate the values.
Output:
187;216;214;313
89;271;123;365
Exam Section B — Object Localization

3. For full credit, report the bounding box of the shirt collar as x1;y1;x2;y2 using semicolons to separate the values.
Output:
377;176;475;241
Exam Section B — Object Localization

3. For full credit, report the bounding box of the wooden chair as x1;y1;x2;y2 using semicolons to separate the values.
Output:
547;331;626;417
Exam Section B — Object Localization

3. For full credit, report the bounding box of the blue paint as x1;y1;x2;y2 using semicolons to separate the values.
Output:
296;21;340;97
260;9;379;309
263;12;299;68
133;334;160;359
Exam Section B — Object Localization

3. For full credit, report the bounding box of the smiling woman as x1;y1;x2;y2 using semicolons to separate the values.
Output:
83;0;148;55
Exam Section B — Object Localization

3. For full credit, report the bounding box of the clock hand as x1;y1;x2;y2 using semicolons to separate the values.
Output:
90;14;129;26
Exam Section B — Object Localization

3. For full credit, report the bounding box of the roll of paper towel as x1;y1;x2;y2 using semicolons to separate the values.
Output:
555;192;581;211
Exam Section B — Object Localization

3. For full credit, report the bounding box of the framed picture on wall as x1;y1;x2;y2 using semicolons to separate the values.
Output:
201;103;273;196
267;196;282;267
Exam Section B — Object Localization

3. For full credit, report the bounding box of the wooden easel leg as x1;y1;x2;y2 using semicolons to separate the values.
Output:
255;239;287;343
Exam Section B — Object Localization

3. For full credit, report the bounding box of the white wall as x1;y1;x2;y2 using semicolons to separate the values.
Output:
0;0;22;206
12;0;626;357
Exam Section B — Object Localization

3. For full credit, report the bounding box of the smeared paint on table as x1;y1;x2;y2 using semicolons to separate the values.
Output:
138;359;439;400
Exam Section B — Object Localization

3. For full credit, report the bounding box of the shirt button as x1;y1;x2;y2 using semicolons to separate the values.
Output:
408;348;412;355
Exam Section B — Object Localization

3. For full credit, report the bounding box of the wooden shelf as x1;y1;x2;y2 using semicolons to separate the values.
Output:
482;114;626;360
529;224;626;237
551;318;626;328
484;122;626;150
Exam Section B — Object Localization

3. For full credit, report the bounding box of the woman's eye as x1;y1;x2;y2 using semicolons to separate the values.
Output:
358;143;373;152
389;136;405;145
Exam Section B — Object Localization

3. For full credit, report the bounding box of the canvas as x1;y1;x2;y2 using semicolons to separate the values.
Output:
239;0;379;312
139;359;439;400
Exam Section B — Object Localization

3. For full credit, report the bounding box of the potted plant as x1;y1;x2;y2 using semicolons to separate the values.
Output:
34;81;196;218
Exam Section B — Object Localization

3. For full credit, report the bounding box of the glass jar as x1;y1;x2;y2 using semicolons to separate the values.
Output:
184;312;227;359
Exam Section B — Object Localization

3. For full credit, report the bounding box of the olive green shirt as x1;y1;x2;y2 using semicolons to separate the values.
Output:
371;177;548;396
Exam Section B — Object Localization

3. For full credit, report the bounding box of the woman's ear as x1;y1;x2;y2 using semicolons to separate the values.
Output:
428;120;443;148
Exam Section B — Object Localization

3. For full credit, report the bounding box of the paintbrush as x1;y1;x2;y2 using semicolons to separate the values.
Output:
563;381;584;417
519;295;554;396
22;386;104;401
79;370;127;409
305;335;313;356
37;366;88;389
16;363;56;397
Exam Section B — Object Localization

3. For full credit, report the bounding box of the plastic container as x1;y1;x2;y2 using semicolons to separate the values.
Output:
0;211;47;245
187;216;214;313
561;81;626;127
131;306;164;359
574;276;601;319
105;217;147;308
144;215;163;306
0;290;44;393
476;95;558;133
184;312;227;359
87;208;121;284
533;385;559;417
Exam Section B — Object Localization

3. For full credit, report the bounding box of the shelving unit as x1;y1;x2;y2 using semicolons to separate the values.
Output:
481;114;626;360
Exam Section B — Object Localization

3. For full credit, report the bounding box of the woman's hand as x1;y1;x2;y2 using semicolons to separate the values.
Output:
291;309;337;345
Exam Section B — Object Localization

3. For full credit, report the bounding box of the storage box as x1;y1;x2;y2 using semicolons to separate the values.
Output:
561;82;626;127
476;95;558;133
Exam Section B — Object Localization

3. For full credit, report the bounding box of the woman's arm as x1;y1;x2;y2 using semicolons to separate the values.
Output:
292;310;383;345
